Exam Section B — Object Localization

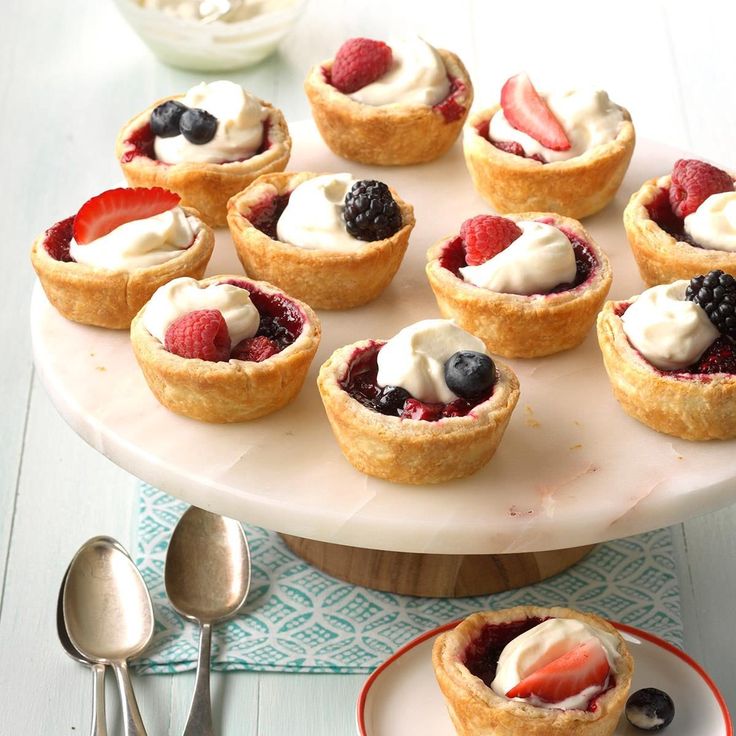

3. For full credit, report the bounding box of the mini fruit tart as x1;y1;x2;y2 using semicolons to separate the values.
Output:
624;158;736;286
227;171;415;310
304;35;473;165
30;187;214;330
426;213;612;358
317;319;520;485
115;80;291;228
432;606;633;736
597;271;736;440
131;275;320;423
464;73;635;219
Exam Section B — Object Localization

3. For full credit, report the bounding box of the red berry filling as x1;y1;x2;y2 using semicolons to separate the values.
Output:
43;216;75;262
439;221;597;294
433;77;468;123
121;120;272;165
476;119;547;164
231;335;279;362
245;192;291;240
340;343;488;422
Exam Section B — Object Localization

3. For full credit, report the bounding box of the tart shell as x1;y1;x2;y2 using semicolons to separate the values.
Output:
303;50;473;166
623;173;736;286
227;172;415;310
130;275;321;423
426;213;612;358
432;606;634;736
30;208;214;330
597;299;736;440
115;95;291;228
463;105;635;219
317;339;520;485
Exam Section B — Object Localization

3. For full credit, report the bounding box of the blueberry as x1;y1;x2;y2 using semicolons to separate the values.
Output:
150;100;188;138
375;386;410;416
179;108;218;145
444;351;496;401
625;688;675;731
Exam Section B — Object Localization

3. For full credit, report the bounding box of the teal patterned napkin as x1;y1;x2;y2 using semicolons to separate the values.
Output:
134;482;682;675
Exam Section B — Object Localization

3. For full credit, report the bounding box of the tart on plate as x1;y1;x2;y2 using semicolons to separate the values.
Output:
426;213;612;358
597;271;736;440
30;187;214;330
432;606;634;736
317;319;520;484
131;274;320;422
304;35;473;165
116;80;291;227
464;73;635;219
624;158;736;286
227;171;415;310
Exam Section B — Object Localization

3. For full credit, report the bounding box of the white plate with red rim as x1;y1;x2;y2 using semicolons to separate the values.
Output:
356;620;733;736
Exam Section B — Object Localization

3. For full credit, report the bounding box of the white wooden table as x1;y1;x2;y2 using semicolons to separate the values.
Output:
2;0;735;732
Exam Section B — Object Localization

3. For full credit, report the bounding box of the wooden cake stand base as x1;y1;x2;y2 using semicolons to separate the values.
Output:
281;535;595;598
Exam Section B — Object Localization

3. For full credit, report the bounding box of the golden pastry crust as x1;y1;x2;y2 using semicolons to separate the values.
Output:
597;299;736;440
227;171;416;310
432;606;634;736
463;105;635;219
426;213;612;358
303;49;473;165
317;340;520;484
115;95;291;228
130;275;321;423
624;173;736;286
30;208;214;330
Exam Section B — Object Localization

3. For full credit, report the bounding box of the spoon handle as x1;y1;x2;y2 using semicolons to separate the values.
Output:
183;622;214;736
112;661;148;736
90;663;108;736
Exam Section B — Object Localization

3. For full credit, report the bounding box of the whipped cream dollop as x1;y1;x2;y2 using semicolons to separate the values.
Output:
491;618;621;711
459;221;576;295
376;319;488;404
621;281;719;370
348;35;450;107
69;207;198;270
684;190;736;251
143;277;259;346
490;89;625;162
276;173;364;251
154;81;268;165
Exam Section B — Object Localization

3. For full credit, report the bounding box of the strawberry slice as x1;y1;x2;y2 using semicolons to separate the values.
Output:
500;73;571;151
73;187;181;244
506;639;609;702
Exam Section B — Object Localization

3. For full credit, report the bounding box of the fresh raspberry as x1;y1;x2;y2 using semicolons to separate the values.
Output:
43;216;75;262
460;215;522;266
400;399;444;421
669;159;733;218
231;335;279;362
164;309;231;362
690;337;736;375
330;38;393;94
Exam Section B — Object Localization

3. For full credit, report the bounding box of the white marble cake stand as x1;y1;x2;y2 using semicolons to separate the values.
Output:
31;121;736;596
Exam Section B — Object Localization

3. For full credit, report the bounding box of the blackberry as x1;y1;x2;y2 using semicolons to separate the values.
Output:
343;180;402;241
685;270;736;339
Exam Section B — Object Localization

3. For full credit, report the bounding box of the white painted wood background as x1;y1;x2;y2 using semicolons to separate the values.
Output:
2;0;735;732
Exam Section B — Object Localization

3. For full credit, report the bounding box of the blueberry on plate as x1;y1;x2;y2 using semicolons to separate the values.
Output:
150;100;188;138
625;688;675;731
375;385;411;416
179;108;218;145
444;351;496;401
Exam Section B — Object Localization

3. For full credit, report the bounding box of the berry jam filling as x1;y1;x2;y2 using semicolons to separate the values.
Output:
220;279;304;350
476;119;546;164
121;120;272;165
463;617;613;712
433;76;467;123
645;187;701;246
617;302;736;377
43;216;75;262
439;222;597;294
245;193;291;239
340;343;490;421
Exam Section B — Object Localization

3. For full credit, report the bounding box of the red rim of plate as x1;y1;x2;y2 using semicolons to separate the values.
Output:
356;619;733;736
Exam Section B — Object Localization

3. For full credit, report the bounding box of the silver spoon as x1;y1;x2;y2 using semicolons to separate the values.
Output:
165;506;251;736
64;537;154;736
